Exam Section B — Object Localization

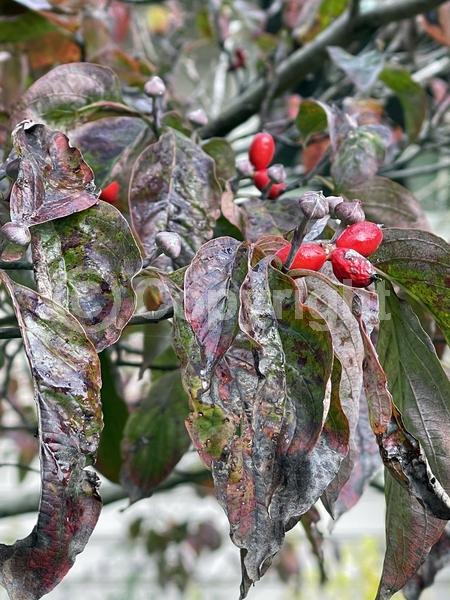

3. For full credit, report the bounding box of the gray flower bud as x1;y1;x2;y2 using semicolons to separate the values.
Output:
299;191;329;219
334;200;365;224
268;164;286;183
187;109;208;127
155;231;182;259
144;76;166;97
1;222;31;246
326;195;344;215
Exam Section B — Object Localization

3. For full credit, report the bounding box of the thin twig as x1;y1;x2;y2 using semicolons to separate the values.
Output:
383;158;450;179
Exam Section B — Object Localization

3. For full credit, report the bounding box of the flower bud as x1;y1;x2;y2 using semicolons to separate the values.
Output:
155;231;182;259
144;76;166;97
299;191;329;219
1;222;31;246
267;164;286;183
187;109;208;127
326;195;344;214
236;157;254;177
334;200;365;224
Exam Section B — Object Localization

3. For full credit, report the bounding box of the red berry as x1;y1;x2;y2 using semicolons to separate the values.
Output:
336;221;383;257
331;248;376;288
253;169;270;190
249;132;275;170
275;242;327;271
100;181;120;204
268;182;286;200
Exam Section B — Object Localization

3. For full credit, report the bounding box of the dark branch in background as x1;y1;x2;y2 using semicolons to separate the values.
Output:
0;468;210;519
200;0;448;138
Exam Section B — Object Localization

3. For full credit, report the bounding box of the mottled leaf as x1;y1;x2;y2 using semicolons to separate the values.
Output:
71;116;148;188
9;122;98;227
377;473;445;600
202;138;236;182
120;370;190;504
403;526;450;600
96;352;129;483
379;66;427;141
343;176;429;229
327;47;384;91
31;201;142;351
12;62;122;130
301;506;326;583
0;273;102;600
129;129;221;264
372;229;450;344
184;237;248;377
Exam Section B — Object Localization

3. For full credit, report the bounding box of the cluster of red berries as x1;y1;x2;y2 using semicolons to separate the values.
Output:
248;132;286;199
275;221;383;288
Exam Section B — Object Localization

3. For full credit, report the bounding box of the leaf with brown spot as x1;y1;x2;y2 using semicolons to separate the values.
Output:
0;273;102;600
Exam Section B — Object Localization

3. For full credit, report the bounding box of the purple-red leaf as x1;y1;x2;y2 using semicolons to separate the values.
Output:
0;273;102;600
31;201;142;351
9;122;98;227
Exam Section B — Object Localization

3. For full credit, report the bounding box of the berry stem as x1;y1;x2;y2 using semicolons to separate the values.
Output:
284;217;310;270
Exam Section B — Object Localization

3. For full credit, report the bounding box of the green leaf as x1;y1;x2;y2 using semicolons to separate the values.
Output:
372;228;450;344
343;176;429;229
96;352;129;483
0;11;56;43
9;122;98;226
31;201;142;351
379;66;427;142
120;370;190;504
202;138;237;182
296;99;329;143
13;62;123;130
297;0;348;42
327;47;384;91
0;272;102;600
129;129;222;264
377;473;445;600
377;288;450;491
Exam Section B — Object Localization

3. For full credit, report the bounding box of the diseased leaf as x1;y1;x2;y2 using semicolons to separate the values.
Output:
296;99;329;143
355;302;450;519
96;352;129;484
120;370;190;504
31;201;142;351
343;176;429;229
0;273;102;600
9;122;98;227
71;116;149;188
327;47;384;91
184;237;248;377
372;229;450;344
377;473;445;600
12;62;122;129
332;126;386;189
202;138;236;182
379;66;427;141
403;526;450;600
129;129;221;264
301;506;326;583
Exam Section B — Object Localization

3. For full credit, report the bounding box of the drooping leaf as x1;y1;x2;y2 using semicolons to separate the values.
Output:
403;526;450;600
71;116;149;188
184;237;248;377
96;351;129;484
12;62;122;130
301;506;326;583
31;201;142;351
296;99;329;143
0;273;102;600
327;47;384;91
202;138;237;182
355;300;450;519
129;129;221;264
343;176;429;229
120;370;190;504
372;229;450;344
9;122;98;227
331;125;386;189
379;66;427;141
377;287;450;491
377;473;446;600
